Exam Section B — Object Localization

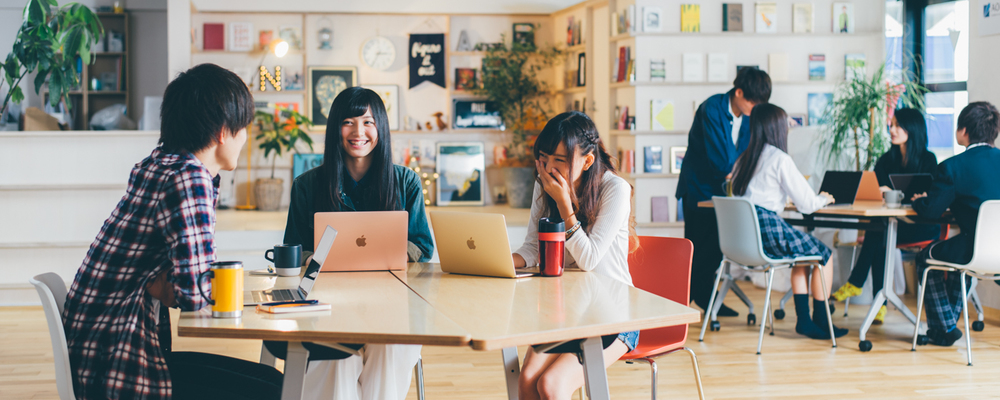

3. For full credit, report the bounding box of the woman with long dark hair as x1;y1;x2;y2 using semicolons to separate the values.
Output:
729;103;848;340
283;87;432;400
831;108;939;323
512;111;640;399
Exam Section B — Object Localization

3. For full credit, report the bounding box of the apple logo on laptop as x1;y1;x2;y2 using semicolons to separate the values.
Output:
356;235;367;247
467;237;476;250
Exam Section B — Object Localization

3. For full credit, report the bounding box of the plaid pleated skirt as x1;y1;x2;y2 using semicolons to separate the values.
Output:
755;206;831;264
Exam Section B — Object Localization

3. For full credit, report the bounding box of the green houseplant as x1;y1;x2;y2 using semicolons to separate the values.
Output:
253;108;314;211
1;0;103;121
818;64;926;171
473;35;562;208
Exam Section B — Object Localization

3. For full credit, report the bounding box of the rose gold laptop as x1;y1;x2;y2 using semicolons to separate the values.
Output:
430;211;537;279
314;211;408;271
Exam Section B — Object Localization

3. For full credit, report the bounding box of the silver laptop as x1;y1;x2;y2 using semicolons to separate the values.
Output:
430;211;537;278
244;226;337;305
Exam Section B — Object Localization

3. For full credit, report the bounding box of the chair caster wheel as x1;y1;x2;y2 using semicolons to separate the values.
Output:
710;321;721;331
916;335;930;346
747;313;757;325
774;309;785;320
972;321;985;332
858;340;872;352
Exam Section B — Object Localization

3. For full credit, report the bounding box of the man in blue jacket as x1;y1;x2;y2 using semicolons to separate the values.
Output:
676;67;771;315
913;101;1000;346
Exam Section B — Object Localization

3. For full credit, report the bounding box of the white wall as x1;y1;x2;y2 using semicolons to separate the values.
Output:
967;0;1000;312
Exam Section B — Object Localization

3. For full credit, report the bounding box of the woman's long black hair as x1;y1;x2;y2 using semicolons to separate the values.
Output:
730;103;788;196
315;87;398;211
533;111;638;252
889;108;929;171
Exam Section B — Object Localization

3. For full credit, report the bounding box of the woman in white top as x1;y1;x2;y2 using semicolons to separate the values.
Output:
512;111;639;400
728;103;848;340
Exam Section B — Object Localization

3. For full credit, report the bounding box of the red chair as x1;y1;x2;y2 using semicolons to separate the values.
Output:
620;236;705;400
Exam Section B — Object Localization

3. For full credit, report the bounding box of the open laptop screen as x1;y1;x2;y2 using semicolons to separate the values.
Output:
299;226;337;296
818;171;863;205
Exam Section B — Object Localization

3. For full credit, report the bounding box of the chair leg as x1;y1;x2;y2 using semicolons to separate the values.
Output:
730;280;755;315
778;289;793;315
911;266;934;350
415;356;425;400
700;260;728;341
757;268;775;355
814;263;837;348
680;348;706;400
961;273;973;366
631;358;657;400
844;296;850;317
260;342;277;367
844;246;858;317
968;280;985;323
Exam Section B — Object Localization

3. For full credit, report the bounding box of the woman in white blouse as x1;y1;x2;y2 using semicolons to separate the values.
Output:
728;103;848;340
512;111;639;400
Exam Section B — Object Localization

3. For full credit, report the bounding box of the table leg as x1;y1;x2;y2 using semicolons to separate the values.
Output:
859;218;918;344
580;337;610;400
501;347;520;400
280;342;310;400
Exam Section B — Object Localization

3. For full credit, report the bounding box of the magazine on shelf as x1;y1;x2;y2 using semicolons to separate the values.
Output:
809;54;826;81
723;3;743;32
755;2;778;34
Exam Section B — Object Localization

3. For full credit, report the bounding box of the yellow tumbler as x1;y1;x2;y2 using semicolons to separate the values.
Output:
198;261;244;318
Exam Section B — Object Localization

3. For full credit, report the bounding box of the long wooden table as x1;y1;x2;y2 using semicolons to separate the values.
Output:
698;199;923;351
178;264;700;400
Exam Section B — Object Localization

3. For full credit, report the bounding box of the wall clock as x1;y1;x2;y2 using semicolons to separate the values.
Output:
361;36;395;71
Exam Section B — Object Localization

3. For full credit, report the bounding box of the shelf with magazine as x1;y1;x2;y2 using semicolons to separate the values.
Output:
550;1;594;116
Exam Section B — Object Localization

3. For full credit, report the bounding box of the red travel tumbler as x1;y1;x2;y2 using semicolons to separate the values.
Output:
538;218;566;277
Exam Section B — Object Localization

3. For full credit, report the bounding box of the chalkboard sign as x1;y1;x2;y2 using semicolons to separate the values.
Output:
453;100;503;129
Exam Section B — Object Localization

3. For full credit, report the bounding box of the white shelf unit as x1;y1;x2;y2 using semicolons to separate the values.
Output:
605;0;886;230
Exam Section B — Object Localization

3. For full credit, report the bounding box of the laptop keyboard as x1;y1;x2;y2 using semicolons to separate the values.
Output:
268;289;295;301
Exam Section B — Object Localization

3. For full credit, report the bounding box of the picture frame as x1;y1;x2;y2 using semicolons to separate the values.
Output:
307;66;357;129
577;53;586;87
669;146;686;175
364;84;400;131
292;153;324;179
789;113;807;127
436;142;486;206
453;100;503;129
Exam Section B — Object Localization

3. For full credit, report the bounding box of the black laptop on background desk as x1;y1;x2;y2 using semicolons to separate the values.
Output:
889;173;933;204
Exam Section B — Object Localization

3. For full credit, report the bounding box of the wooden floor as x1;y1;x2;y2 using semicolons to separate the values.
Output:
5;281;1000;399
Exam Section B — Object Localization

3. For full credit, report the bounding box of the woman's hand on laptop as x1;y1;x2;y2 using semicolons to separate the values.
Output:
879;186;892;193
819;191;836;205
512;253;527;269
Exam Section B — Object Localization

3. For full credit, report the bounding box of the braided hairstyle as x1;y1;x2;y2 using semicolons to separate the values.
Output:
533;111;639;253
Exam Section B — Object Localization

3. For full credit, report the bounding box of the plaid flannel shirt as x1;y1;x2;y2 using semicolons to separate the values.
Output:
62;146;219;400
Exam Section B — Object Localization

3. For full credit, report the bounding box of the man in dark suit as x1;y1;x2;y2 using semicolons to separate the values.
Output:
676;67;771;314
913;101;1000;346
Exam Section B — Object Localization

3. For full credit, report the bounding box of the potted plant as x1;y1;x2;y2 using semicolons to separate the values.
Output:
1;0;103;122
253;107;314;211
818;64;926;171
474;36;562;208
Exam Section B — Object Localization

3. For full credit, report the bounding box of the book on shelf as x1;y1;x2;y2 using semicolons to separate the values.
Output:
567;16;574;46
626;58;636;82
793;3;814;33
644;146;663;173
755;2;778;34
680;4;700;33
203;23;224;50
455;68;477;91
723;3;743;32
617;105;629;130
768;53;788;82
616;46;630;82
708;53;728;82
624;150;635;173
228;22;253;52
651;99;675;131
809;54;826;81
575;20;583;45
643;6;663;33
682;53;704;82
833;2;855;34
612;57;619;83
650;59;666;82
845;53;866;80
259;30;273;50
628;4;638;34
651;196;671;222
514;23;536;50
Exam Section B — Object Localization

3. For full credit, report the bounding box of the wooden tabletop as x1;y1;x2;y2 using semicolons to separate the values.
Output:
394;264;701;351
177;271;471;346
697;200;917;217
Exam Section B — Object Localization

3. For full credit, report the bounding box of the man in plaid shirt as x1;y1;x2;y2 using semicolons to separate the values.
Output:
62;64;282;399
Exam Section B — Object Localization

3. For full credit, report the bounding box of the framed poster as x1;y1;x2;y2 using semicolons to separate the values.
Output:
436;142;485;206
669;146;686;175
292;153;324;179
364;84;400;131
453;100;502;129
307;66;357;128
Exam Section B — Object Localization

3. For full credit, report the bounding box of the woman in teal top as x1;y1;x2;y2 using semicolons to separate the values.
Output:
283;87;430;400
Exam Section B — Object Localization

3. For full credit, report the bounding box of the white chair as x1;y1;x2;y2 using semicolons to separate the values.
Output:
29;273;75;400
699;197;837;354
911;200;1000;366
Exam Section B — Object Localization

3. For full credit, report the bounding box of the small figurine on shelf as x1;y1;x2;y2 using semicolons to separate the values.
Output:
425;121;433;130
433;112;447;130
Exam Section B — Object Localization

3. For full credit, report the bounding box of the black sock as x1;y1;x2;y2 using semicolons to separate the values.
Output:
812;299;849;339
928;325;963;347
794;294;826;339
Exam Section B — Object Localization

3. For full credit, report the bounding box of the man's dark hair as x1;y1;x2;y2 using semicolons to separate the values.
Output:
160;63;255;154
957;101;1000;145
733;67;772;104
